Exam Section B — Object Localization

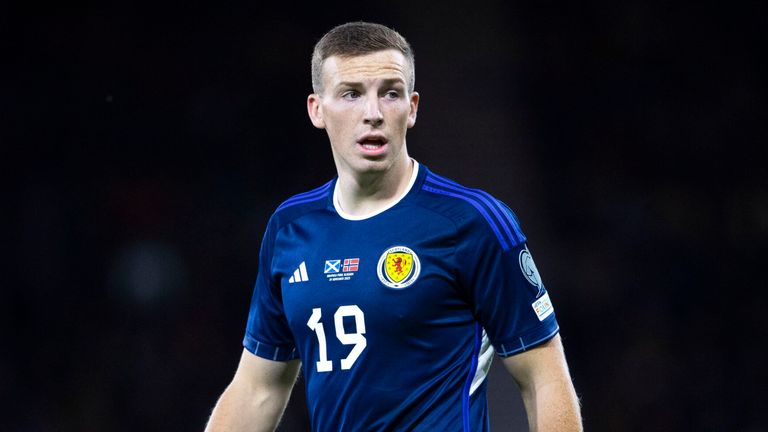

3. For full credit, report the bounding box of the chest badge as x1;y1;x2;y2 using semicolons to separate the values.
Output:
377;246;421;289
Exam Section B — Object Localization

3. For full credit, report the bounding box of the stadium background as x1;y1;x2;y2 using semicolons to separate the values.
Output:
5;1;766;431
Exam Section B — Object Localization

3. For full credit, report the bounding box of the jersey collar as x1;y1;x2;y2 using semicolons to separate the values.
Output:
332;160;421;221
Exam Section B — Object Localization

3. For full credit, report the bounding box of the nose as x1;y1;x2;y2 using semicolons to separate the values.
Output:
363;97;383;127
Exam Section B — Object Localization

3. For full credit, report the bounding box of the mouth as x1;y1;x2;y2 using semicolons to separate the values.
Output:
356;135;389;155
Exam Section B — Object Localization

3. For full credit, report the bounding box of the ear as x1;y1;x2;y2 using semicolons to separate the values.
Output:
307;93;326;129
407;91;419;128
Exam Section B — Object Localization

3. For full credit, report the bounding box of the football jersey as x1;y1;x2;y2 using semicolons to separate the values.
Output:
243;161;560;431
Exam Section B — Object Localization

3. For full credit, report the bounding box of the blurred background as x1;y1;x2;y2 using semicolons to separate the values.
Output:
4;1;767;431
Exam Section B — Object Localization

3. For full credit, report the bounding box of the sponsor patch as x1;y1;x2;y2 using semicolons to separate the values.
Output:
377;246;421;289
531;292;554;321
519;246;545;298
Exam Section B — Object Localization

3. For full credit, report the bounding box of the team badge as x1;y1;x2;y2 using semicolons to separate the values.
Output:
519;246;545;298
377;246;420;289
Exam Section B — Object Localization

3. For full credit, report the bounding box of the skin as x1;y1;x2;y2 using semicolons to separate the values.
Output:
503;334;583;431
307;49;419;217
205;48;582;432
205;350;300;432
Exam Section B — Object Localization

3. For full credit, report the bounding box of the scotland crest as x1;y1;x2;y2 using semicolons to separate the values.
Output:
377;246;421;289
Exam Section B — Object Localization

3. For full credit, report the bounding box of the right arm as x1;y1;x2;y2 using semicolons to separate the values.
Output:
205;348;301;432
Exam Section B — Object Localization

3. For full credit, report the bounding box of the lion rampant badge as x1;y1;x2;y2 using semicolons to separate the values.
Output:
377;246;421;289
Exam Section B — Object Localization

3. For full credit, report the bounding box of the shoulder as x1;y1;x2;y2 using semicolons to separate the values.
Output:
416;168;527;251
268;179;335;231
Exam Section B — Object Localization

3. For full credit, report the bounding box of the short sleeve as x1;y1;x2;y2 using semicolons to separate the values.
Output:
242;216;299;361
456;203;560;357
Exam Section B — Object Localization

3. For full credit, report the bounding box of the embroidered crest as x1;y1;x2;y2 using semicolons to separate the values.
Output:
377;246;420;289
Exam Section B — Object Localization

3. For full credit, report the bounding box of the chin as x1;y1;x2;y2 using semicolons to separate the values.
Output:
354;159;391;174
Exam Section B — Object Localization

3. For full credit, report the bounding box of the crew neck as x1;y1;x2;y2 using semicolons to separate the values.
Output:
333;160;421;221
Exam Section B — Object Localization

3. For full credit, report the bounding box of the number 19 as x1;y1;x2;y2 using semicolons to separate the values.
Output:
306;305;367;372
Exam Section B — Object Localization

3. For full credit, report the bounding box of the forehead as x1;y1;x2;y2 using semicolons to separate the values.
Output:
321;50;410;87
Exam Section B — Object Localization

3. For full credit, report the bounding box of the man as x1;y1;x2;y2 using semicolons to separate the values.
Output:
206;22;582;431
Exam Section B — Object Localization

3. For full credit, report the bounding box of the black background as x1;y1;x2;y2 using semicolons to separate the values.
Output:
5;1;767;431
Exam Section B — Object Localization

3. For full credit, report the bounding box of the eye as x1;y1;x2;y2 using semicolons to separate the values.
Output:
342;90;360;100
384;90;401;100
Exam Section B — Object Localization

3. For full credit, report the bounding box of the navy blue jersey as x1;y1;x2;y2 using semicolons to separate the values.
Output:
244;161;559;431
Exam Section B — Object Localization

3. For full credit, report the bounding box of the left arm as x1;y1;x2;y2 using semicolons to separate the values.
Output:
502;334;582;432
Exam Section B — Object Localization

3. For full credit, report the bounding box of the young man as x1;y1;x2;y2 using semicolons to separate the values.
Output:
205;22;582;431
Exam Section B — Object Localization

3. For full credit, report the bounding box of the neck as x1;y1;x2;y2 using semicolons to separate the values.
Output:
335;158;416;218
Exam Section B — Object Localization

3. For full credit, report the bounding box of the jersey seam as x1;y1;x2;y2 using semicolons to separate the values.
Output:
243;332;297;360
269;208;333;284
494;324;560;357
405;200;461;280
273;207;332;236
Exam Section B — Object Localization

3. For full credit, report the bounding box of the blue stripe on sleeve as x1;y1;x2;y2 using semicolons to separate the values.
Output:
276;180;333;211
426;174;524;247
495;199;526;245
243;334;298;361
423;184;510;251
495;325;560;357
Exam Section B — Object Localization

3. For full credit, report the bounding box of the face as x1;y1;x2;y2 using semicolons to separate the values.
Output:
307;50;419;180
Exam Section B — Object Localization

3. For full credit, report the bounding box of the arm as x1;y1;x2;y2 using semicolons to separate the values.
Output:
205;348;301;432
502;334;582;432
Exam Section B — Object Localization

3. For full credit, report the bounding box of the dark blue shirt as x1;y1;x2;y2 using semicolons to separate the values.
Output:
244;162;559;431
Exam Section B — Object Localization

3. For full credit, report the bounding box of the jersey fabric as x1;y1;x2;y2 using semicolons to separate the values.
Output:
243;161;560;431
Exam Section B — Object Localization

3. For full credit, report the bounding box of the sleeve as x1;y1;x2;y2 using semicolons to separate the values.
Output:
242;216;299;361
456;201;560;357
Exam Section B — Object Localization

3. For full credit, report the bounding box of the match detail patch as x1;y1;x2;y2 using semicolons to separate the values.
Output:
324;260;341;274
531;292;554;321
377;246;421;289
324;258;359;282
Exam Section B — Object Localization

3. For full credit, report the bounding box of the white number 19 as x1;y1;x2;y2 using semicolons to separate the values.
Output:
306;305;367;372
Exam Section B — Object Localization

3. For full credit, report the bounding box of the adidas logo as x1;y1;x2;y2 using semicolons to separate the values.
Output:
288;261;309;283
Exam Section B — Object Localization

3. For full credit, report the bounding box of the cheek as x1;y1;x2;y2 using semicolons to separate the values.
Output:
385;103;412;122
325;115;355;142
325;108;357;130
391;111;411;129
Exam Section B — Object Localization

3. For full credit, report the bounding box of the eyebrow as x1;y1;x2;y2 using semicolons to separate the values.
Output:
335;78;406;88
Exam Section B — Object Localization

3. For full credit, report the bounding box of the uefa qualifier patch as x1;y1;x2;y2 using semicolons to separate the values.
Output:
519;246;545;298
377;246;421;289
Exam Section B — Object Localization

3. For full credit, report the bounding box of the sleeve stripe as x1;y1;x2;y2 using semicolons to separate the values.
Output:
427;173;525;246
423;184;510;251
276;180;333;211
494;325;560;357
243;335;298;361
424;174;525;250
494;199;526;244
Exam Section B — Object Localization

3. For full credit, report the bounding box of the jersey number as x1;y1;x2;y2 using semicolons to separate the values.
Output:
306;305;367;372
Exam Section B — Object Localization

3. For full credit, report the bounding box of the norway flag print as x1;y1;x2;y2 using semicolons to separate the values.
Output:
343;258;359;272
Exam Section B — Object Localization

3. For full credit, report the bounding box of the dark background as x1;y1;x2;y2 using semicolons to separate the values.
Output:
5;1;767;431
